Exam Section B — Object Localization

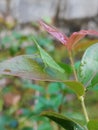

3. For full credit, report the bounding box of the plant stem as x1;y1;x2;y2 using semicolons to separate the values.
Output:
80;96;89;122
68;51;78;81
68;50;89;123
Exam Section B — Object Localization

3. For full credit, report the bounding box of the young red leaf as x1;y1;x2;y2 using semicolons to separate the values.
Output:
39;20;68;45
40;20;98;51
68;30;98;50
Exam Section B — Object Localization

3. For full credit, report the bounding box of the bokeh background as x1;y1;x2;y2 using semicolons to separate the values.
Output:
0;0;98;130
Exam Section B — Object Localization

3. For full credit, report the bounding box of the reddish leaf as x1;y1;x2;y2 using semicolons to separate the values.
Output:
74;39;98;52
39;20;98;51
39;20;68;45
68;30;98;50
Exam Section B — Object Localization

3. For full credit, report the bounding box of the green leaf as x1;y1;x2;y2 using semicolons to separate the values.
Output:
78;43;98;87
41;111;84;130
51;94;63;109
0;54;67;81
22;127;33;130
0;99;4;111
25;45;37;54
32;38;65;73
38;122;53;130
87;120;98;130
47;82;61;94
23;82;45;93
0;115;11;130
65;81;85;98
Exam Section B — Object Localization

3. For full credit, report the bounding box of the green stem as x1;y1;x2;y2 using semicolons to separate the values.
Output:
68;50;89;123
80;96;89;122
68;51;78;81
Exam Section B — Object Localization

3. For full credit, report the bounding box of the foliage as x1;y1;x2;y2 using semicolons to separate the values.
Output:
0;20;98;130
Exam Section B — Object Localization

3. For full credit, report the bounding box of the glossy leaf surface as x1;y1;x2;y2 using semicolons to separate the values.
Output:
78;43;98;87
65;81;85;97
41;111;84;130
0;54;67;81
39;20;68;45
